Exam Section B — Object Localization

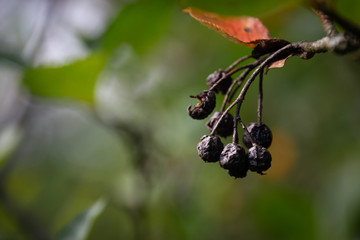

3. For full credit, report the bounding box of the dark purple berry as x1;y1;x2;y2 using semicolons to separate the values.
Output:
242;122;273;148
206;111;234;137
188;90;216;119
207;69;232;94
220;143;248;178
197;135;224;162
227;167;248;178
247;145;272;174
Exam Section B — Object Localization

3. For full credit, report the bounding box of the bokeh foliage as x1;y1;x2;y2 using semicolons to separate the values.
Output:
0;0;360;239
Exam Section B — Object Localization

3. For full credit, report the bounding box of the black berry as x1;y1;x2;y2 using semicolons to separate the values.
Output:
206;111;234;137
188;90;216;119
197;135;224;162
247;145;272;174
220;143;248;178
242;122;273;148
207;69;232;94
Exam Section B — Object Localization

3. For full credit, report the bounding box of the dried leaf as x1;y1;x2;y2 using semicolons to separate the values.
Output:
267;54;292;72
183;8;271;48
252;39;291;71
184;8;293;70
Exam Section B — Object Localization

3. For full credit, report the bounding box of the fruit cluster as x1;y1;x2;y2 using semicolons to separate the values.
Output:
187;60;274;179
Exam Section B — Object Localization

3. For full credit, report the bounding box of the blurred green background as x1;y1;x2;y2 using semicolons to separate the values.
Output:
1;0;360;239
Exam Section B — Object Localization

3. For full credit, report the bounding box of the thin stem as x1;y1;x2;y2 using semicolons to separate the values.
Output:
234;44;292;109
257;69;264;125
210;44;292;136
225;55;252;72
220;79;238;112
232;102;241;144
220;68;251;112
226;68;253;109
208;64;249;92
221;57;266;111
238;117;256;146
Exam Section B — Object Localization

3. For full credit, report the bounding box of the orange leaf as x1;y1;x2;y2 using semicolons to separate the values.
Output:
183;7;271;48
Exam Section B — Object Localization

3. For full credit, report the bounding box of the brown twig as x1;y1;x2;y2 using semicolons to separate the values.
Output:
310;0;360;38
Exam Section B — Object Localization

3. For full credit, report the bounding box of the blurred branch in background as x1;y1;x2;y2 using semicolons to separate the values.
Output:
0;179;51;240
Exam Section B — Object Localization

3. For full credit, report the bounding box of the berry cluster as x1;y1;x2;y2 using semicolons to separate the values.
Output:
187;56;274;178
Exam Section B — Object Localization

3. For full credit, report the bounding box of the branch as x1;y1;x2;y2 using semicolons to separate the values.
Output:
208;8;360;138
310;0;360;38
295;31;360;56
296;3;360;56
188;4;360;178
0;99;51;240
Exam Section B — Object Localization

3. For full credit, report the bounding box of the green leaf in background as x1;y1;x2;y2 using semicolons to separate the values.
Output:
101;0;173;53
22;53;106;103
55;199;106;240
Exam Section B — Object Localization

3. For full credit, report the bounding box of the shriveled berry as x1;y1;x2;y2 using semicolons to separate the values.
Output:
197;135;224;162
206;111;234;137
188;90;216;119
242;122;273;148
207;69;232;94
247;145;272;174
227;167;248;178
220;143;248;178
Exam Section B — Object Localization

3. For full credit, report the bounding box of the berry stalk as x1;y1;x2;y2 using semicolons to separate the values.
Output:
210;43;292;136
257;69;264;125
232;101;241;144
225;55;252;72
220;68;250;112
